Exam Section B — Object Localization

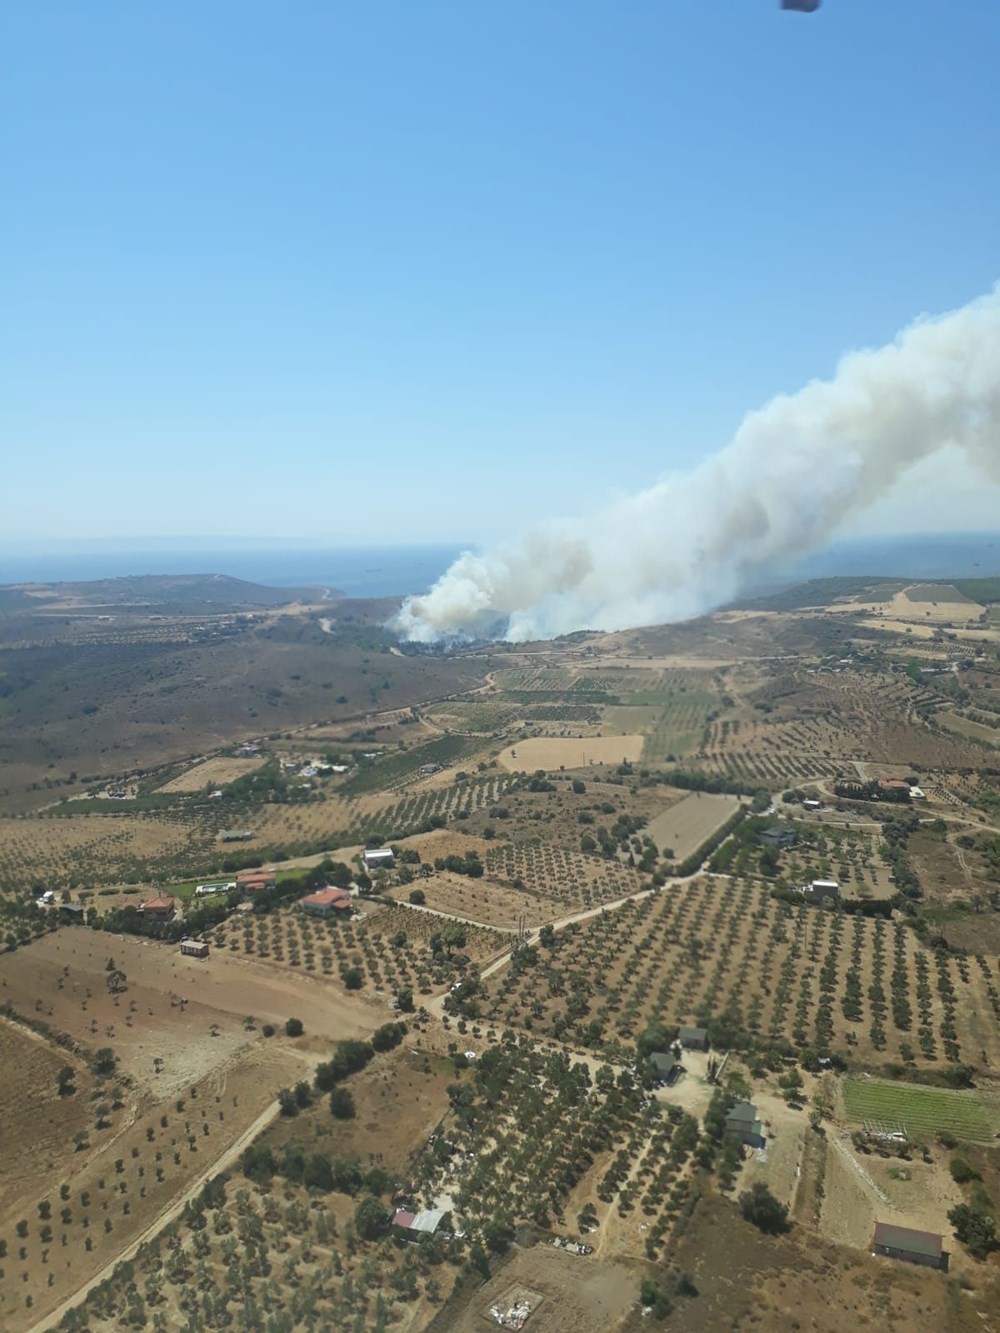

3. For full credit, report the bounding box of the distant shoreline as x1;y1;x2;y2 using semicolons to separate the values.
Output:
0;543;468;600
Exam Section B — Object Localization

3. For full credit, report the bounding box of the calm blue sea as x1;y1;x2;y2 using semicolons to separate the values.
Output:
0;545;468;599
2;533;999;600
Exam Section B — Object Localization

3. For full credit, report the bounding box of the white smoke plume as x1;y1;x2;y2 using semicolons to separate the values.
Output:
394;287;1000;643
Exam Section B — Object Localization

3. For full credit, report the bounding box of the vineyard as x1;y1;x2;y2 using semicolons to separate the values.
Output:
842;1078;998;1142
211;904;510;998
483;878;1000;1069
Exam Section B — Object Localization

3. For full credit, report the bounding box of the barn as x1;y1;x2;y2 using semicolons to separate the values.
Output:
871;1222;944;1270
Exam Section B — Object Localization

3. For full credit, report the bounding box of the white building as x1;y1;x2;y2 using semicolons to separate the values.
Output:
362;848;394;870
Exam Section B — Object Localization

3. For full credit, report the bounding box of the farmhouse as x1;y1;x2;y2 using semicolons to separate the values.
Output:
758;826;797;850
180;939;210;959
59;902;85;923
806;878;841;904
363;848;394;870
236;870;277;893
871;1222;944;1271
391;1207;445;1240
140;895;176;921
300;887;352;917
678;1025;708;1051
725;1101;765;1148
648;1052;680;1086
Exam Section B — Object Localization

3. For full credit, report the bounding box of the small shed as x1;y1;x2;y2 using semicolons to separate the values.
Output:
648;1052;680;1086
725;1101;765;1148
807;879;841;904
391;1207;444;1240
181;939;210;959
363;848;394;870
678;1026;709;1052
872;1222;944;1270
758;826;797;850
221;829;254;842
59;903;85;923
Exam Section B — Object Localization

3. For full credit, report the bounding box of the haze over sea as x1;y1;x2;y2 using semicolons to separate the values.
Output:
1;533;999;606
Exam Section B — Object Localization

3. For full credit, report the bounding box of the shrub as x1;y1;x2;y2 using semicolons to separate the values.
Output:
951;1158;982;1185
284;1018;304;1038
344;967;364;990
407;889;426;905
739;1183;789;1235
948;1204;997;1259
330;1088;356;1120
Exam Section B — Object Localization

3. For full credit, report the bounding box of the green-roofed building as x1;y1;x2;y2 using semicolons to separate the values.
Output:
648;1052;679;1086
678;1025;708;1051
725;1100;765;1147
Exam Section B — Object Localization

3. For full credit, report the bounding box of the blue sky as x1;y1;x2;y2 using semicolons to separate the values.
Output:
3;0;999;547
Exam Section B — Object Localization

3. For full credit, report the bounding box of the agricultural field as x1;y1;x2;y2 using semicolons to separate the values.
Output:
0;810;211;900
841;1077;999;1142
482;878;1000;1070
210;902;511;1000
11;578;1000;1329
385;869;545;931
484;843;643;915
0;927;382;1332
497;735;643;772
424;698;520;734
644;793;744;862
155;755;266;793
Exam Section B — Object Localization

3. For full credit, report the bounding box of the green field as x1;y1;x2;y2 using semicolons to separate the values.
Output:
843;1078;997;1142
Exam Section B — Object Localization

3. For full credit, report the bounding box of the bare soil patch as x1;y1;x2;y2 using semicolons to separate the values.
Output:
436;1244;637;1333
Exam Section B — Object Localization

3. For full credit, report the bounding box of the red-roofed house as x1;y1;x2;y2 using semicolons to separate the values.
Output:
300;887;352;918
236;870;277;894
140;896;176;921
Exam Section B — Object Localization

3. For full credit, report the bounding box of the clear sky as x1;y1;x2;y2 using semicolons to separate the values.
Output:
3;0;999;547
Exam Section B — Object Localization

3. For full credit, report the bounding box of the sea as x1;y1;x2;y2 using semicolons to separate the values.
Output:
0;544;469;599
1;532;999;601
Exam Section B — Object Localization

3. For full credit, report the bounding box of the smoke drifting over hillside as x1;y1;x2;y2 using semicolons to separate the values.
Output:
395;287;1000;643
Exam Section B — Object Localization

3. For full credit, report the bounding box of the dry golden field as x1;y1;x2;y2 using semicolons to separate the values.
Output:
155;756;266;792
498;734;644;772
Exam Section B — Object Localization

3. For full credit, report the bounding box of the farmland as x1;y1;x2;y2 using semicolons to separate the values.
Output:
481;877;1000;1070
8;576;1000;1329
644;793;744;862
155;755;266;792
497;734;643;772
0;927;382;1331
841;1078;998;1142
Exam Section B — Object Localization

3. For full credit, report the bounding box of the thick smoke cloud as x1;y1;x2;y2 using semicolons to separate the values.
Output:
395;287;1000;643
